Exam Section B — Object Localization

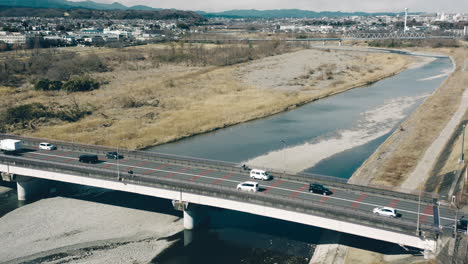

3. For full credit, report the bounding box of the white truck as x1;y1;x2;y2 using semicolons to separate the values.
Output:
0;139;23;153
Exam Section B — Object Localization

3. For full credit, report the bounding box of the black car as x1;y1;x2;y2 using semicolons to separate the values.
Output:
106;151;124;159
455;218;467;233
309;183;332;195
79;154;99;163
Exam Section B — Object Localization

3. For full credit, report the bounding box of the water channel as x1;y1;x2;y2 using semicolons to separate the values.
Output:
0;53;452;263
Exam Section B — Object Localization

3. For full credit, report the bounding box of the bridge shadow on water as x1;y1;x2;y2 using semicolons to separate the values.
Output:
339;233;423;256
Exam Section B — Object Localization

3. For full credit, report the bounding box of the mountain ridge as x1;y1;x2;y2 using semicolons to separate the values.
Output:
0;1;420;18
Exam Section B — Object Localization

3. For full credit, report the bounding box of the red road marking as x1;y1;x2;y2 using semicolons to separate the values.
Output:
320;189;336;203
388;199;399;208
352;194;367;208
144;164;170;175
190;170;212;181
101;162;114;169
212;173;234;184
25;152;41;158
62;158;75;163
165;167;190;178
43;151;72;161
290;184;309;198
419;205;433;223
126;161;149;171
101;159;129;169
263;180;284;193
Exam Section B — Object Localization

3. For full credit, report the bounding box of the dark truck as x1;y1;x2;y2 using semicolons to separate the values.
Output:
78;154;99;163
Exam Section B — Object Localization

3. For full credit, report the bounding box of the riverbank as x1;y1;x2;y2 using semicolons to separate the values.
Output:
14;46;414;150
0;193;184;263
348;48;467;190
341;48;466;264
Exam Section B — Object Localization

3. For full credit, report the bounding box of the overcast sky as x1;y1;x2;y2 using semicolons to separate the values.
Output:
68;0;468;13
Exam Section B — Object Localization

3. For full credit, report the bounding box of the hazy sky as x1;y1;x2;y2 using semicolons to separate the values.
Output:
68;0;468;13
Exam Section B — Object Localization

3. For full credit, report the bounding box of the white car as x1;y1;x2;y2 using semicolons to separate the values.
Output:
39;142;56;150
236;181;259;192
250;169;272;181
373;207;397;218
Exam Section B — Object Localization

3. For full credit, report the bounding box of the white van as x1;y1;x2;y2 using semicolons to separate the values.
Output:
249;169;272;181
237;181;259;192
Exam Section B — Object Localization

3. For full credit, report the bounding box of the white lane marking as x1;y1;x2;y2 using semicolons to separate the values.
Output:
25;151;449;219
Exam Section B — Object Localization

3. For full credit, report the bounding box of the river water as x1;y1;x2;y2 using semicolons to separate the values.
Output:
0;54;452;263
148;54;451;263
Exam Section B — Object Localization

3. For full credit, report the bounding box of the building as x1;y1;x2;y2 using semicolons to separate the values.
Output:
0;32;28;44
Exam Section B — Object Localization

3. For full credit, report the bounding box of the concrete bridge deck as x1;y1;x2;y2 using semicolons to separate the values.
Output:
0;134;465;251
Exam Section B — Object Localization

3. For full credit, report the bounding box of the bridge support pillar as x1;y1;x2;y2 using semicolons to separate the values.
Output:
173;200;208;230
183;208;197;230
16;176;44;201
183;229;193;247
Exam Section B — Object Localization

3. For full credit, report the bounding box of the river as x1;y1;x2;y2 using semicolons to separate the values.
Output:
147;54;451;263
0;53;452;263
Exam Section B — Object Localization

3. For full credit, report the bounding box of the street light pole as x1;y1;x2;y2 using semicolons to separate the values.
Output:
117;145;120;180
280;140;286;178
417;186;422;236
460;124;465;163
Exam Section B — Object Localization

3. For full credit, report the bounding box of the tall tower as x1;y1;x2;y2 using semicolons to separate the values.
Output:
404;8;408;32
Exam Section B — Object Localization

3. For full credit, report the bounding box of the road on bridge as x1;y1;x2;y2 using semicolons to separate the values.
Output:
8;141;464;231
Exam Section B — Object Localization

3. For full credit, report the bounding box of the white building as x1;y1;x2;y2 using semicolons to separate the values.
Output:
0;32;28;44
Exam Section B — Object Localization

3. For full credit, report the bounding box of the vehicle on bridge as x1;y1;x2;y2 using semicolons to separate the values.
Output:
105;152;124;159
0;139;22;154
373;207;398;218
309;183;332;195
78;154;99;164
39;142;56;150
250;169;272;180
237;181;259;192
455;217;467;233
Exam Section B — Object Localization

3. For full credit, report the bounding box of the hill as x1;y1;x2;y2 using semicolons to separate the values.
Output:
0;6;205;20
197;9;414;18
0;0;156;10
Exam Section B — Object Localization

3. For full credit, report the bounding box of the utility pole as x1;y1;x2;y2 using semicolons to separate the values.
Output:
117;145;120;181
280;140;286;178
460;124;465;163
417;186;422;236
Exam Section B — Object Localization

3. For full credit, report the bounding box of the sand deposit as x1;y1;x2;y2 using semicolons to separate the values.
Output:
0;197;183;263
245;95;426;173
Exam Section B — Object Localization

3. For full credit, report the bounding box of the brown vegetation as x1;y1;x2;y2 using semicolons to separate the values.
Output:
0;43;413;149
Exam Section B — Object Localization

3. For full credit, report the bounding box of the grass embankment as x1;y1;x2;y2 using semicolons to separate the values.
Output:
0;44;412;149
350;48;467;190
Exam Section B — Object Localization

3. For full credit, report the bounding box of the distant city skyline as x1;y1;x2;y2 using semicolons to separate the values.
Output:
67;0;468;13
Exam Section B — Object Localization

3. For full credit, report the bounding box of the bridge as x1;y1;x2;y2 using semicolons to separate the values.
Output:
184;32;463;44
0;134;465;253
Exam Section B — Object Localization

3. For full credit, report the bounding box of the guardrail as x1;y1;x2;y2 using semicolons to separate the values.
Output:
0;133;439;204
0;154;438;238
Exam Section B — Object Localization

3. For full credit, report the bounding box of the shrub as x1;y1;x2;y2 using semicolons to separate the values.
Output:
4;103;51;124
34;79;63;91
62;76;100;92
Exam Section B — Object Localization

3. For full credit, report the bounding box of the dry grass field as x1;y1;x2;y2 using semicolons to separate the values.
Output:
350;48;467;191
0;44;413;149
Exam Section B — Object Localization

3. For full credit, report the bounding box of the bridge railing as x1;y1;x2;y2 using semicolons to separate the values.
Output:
0;154;438;238
0;133;439;204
